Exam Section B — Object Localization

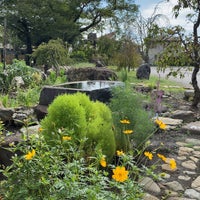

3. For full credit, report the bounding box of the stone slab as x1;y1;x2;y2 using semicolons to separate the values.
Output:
181;121;200;135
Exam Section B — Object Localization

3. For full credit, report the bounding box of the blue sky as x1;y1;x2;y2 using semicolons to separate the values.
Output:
135;0;161;10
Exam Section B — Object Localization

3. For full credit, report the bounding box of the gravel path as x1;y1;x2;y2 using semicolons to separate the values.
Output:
150;66;200;88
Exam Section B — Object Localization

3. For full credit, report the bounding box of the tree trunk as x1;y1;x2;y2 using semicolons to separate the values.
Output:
20;19;32;65
191;65;200;108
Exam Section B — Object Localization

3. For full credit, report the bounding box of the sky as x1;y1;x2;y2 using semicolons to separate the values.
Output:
134;0;193;34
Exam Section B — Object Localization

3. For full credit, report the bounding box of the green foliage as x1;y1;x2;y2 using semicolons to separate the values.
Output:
109;85;155;151
16;87;41;107
32;39;71;74
0;0;138;56
114;37;142;71
0;59;40;92
41;93;116;162
118;69;128;82
97;36;120;65
1;129;144;200
44;69;67;85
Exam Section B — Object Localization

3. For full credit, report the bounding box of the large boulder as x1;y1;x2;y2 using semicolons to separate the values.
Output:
136;63;151;80
66;67;118;82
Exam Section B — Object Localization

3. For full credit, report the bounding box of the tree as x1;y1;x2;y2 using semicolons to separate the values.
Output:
114;36;142;71
155;0;200;108
32;39;70;75
132;3;169;63
0;0;138;60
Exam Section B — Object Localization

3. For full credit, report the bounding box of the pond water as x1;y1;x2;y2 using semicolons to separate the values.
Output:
56;80;124;91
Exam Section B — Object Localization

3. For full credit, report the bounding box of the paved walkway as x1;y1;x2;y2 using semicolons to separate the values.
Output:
141;93;200;199
150;66;198;88
143;136;200;200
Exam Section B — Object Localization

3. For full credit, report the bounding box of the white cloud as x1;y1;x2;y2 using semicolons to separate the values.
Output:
141;0;194;34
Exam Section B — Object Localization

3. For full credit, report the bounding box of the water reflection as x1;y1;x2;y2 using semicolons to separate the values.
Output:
58;81;124;91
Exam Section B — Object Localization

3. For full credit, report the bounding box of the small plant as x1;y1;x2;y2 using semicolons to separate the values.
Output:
1;128;145;200
109;85;155;151
41;93;116;162
0;59;40;92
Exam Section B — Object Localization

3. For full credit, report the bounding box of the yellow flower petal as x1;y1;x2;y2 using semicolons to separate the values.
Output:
120;119;130;124
24;149;36;160
157;153;167;162
169;159;177;170
100;157;107;167
144;151;153;160
123;130;133;134
112;166;129;182
62;136;72;141
117;150;124;156
155;119;167;130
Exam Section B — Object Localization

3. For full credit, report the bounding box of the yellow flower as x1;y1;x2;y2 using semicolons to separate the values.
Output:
62;136;72;141
120;119;130;124
112;166;129;182
144;151;153;160
117;150;124;156
38;127;43;132
123;130;133;134
169;159;177;170
24;149;36;160
157;153;167;162
155;119;167;130
100;157;107;167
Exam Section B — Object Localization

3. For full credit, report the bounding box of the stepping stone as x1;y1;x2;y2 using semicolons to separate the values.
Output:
139;177;161;194
156;117;183;130
171;110;195;123
181;121;200;134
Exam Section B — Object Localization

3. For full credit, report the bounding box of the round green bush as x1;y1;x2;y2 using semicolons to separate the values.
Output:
41;93;116;162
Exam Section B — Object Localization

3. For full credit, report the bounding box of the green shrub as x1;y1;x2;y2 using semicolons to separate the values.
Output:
108;85;155;151
41;93;116;162
32;38;72;75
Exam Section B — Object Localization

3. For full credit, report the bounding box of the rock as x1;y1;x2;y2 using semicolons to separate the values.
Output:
178;175;191;181
139;177;161;194
66;67;118;82
136;63;151;79
191;176;200;191
171;110;195;123
164;190;179;197
95;60;105;68
132;83;152;93
178;146;194;156
181;160;197;170
185;138;200;146
143;193;160;200
34;105;48;121
177;155;187;161
184;189;200;199
0;108;14;122
13;107;37;126
184;90;194;101
163;181;184;191
20;124;40;135
183;171;197;175
161;163;177;172
154;117;183;130
11;76;25;89
182;121;200;134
